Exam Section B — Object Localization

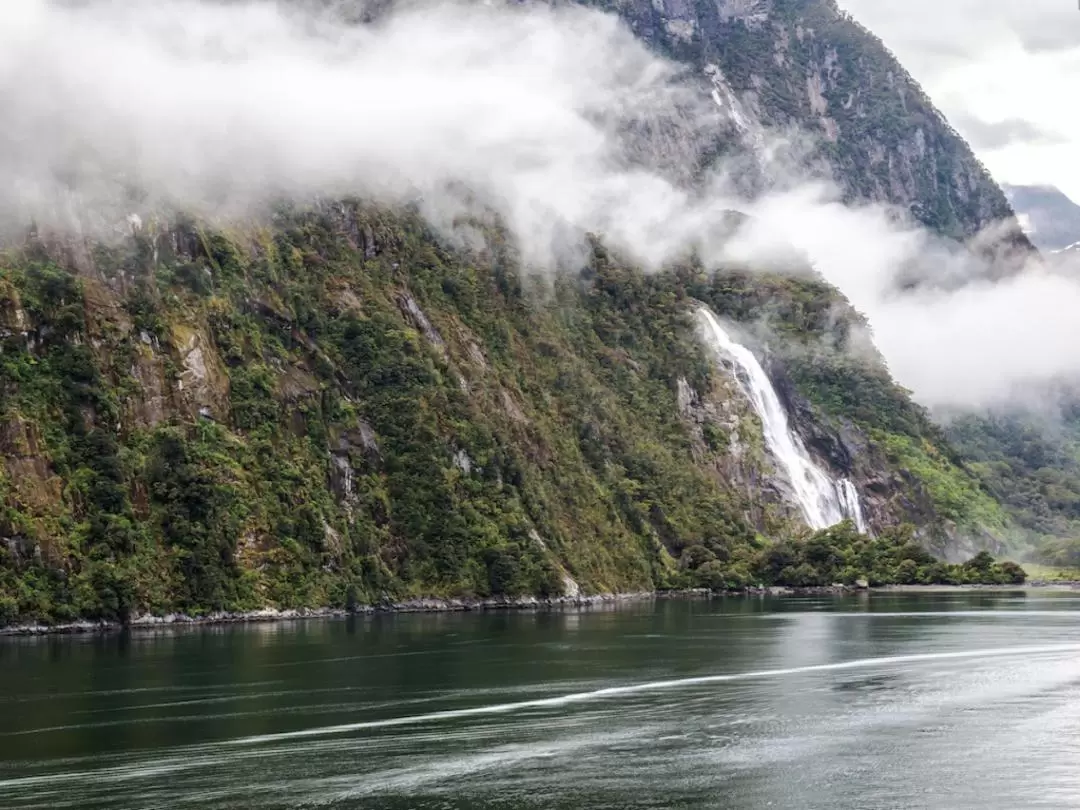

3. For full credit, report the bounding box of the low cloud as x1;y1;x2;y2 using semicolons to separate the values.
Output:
0;0;730;266
7;0;1080;414
949;114;1067;151
729;187;1080;411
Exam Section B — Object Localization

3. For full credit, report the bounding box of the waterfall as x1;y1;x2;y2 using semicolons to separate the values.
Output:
696;307;866;533
838;479;867;534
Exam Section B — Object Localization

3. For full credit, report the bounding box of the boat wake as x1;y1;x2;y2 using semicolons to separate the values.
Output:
229;643;1080;745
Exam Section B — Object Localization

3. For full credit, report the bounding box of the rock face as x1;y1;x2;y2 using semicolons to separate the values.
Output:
595;0;1029;244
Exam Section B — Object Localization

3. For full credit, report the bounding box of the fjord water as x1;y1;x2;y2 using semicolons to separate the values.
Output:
4;595;1080;809
696;308;866;532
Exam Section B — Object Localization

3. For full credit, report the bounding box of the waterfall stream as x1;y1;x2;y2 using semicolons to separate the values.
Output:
696;307;867;533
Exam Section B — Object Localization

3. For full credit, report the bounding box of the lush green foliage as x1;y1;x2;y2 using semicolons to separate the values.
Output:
744;523;1024;588
682;267;1009;541
674;520;1025;591
0;210;727;622
0;0;1048;626
0;206;1019;625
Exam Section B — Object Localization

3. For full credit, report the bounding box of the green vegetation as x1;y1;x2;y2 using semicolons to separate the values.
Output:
676;520;1026;591
1019;563;1080;583
724;522;1024;589
945;411;1080;565
0;0;1055;627
0;205;1020;625
688;268;1009;546
599;0;1051;556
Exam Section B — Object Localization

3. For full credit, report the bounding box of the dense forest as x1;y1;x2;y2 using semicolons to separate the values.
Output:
0;202;1024;625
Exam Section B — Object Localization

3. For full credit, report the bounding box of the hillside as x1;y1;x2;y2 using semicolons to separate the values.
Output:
595;0;1030;247
0;0;1041;623
0;203;1015;623
944;405;1080;560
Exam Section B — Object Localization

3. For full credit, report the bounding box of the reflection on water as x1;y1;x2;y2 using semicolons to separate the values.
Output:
3;592;1080;808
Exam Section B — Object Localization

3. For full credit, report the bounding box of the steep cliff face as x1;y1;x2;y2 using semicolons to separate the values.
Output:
585;0;1042;558
695;269;1009;555
590;0;1027;245
0;203;1007;622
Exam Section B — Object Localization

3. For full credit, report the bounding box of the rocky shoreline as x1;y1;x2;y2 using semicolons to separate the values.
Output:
0;591;657;636
3;582;1075;637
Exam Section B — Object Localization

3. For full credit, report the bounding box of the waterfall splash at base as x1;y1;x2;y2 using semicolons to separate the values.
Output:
696;307;867;533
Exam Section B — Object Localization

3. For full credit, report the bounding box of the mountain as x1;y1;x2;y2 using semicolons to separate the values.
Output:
0;0;1037;624
1003;184;1080;253
602;0;1029;247
0;206;1014;623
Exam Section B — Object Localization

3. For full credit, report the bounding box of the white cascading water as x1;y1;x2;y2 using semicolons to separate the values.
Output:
696;307;867;533
838;479;867;534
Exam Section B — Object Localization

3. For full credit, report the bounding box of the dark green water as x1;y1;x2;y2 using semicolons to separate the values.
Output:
4;592;1080;809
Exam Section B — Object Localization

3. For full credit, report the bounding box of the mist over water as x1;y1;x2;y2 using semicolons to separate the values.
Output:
3;594;1080;809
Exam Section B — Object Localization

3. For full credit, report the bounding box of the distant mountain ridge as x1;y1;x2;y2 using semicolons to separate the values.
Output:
1003;184;1080;252
595;0;1031;248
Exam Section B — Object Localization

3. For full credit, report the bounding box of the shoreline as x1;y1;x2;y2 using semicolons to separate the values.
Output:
3;582;1078;637
0;591;658;637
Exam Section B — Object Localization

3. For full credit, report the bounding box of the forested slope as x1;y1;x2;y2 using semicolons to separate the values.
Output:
0;0;1046;624
0;204;1013;622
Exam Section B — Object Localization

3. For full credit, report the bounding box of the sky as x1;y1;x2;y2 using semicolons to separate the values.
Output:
840;0;1080;202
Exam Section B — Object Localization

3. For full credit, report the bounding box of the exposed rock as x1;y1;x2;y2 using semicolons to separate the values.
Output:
500;388;529;424
562;574;582;598
664;18;695;42
329;454;355;502
0;417;63;555
676;376;698;416
807;68;829;116
322;520;344;557
172;326;227;417
466;340;488;370
0;296;29;333
716;0;770;25
330;284;365;316
354;419;380;455
328;417;381;503
278;366;320;402
604;0;1029;245
396;293;446;354
128;345;169;428
452;448;473;474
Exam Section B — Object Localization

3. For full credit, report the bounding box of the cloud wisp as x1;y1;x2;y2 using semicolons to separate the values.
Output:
7;0;1080;413
0;0;735;265
728;187;1080;411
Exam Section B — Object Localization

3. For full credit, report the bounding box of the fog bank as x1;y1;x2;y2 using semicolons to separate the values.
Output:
6;0;1080;412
